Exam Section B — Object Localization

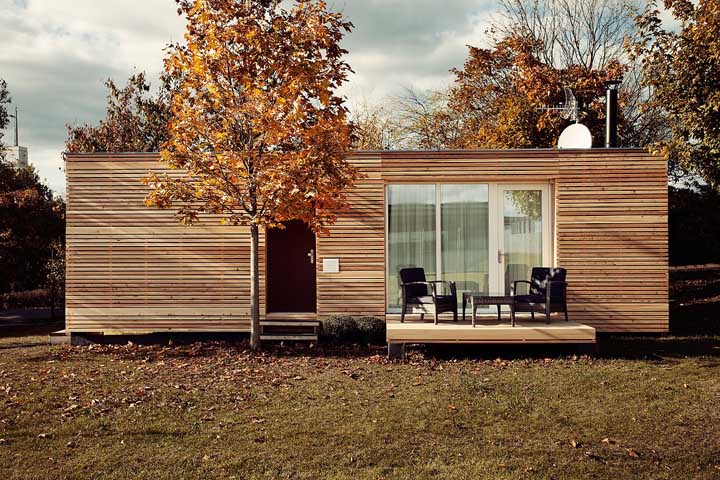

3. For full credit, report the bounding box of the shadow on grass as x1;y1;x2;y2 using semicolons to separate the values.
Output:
417;335;717;361
0;323;65;350
65;332;387;362
598;334;720;360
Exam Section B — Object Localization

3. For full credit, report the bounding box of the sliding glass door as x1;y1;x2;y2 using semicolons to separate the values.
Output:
386;183;550;312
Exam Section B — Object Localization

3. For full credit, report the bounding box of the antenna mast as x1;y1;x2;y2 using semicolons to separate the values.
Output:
538;86;593;149
538;87;579;123
9;106;18;146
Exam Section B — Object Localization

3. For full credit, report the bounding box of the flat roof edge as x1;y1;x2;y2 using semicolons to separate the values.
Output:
63;147;653;159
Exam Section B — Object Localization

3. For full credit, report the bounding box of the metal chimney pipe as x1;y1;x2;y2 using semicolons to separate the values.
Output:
605;80;621;148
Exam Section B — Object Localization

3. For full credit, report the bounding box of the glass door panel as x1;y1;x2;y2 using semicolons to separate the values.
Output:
441;184;489;305
386;184;436;311
501;188;546;295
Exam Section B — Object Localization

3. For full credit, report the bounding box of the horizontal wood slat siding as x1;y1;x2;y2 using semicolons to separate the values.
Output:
556;152;668;332
316;154;385;319
65;154;264;333
66;149;668;335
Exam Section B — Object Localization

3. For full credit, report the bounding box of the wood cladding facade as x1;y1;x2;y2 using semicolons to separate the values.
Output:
65;149;668;335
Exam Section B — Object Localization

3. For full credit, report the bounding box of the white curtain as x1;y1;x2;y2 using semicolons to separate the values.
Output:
387;185;436;310
441;185;489;303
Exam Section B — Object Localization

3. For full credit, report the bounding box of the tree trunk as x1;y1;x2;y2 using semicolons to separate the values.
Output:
249;223;261;350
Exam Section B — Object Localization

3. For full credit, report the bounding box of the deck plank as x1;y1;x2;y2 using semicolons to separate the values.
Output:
386;320;596;344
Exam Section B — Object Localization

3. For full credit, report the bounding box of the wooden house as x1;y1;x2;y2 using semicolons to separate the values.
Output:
64;149;668;348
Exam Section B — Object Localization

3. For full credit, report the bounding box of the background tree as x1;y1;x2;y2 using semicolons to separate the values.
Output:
385;0;661;150
393;88;464;149
0;161;65;293
496;0;635;70
0;78;10;161
449;32;626;149
144;0;357;349
65;72;175;153
668;185;720;265
631;0;720;187
349;100;402;150
495;0;666;148
45;240;66;320
349;90;462;150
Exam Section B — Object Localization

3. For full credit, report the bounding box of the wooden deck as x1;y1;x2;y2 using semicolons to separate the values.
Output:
386;318;596;344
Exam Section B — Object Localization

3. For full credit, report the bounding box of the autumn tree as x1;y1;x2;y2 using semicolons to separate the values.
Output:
393;0;657;149
495;0;666;148
631;0;720;187
65;72;175;153
144;0;357;349
449;32;626;149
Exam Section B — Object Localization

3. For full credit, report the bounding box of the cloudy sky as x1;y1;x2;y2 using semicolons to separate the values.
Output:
0;0;501;196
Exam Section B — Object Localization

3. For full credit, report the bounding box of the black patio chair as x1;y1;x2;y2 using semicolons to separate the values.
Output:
399;267;457;325
511;267;569;323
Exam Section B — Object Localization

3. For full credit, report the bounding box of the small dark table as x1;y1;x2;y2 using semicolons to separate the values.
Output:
462;292;516;327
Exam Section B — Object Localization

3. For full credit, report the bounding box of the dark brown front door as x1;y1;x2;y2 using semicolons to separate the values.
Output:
267;220;317;313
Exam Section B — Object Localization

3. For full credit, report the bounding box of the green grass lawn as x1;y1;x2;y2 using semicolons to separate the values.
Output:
1;266;719;479
1;335;719;480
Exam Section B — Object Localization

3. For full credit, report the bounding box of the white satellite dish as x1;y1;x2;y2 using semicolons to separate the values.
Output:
558;123;593;149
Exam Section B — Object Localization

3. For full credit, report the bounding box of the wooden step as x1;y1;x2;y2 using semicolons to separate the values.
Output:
260;334;318;342
261;321;320;327
259;320;321;340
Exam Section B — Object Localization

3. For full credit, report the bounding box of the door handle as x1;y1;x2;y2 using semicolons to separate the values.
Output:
498;250;504;264
307;249;315;265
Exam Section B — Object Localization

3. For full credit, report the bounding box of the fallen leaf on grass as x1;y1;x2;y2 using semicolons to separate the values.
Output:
38;433;49;439
602;437;618;445
570;440;580;448
627;448;640;458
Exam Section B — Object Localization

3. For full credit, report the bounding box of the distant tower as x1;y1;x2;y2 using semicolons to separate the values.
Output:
3;106;29;167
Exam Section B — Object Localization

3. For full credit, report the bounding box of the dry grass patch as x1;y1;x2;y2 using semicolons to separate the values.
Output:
0;335;719;479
